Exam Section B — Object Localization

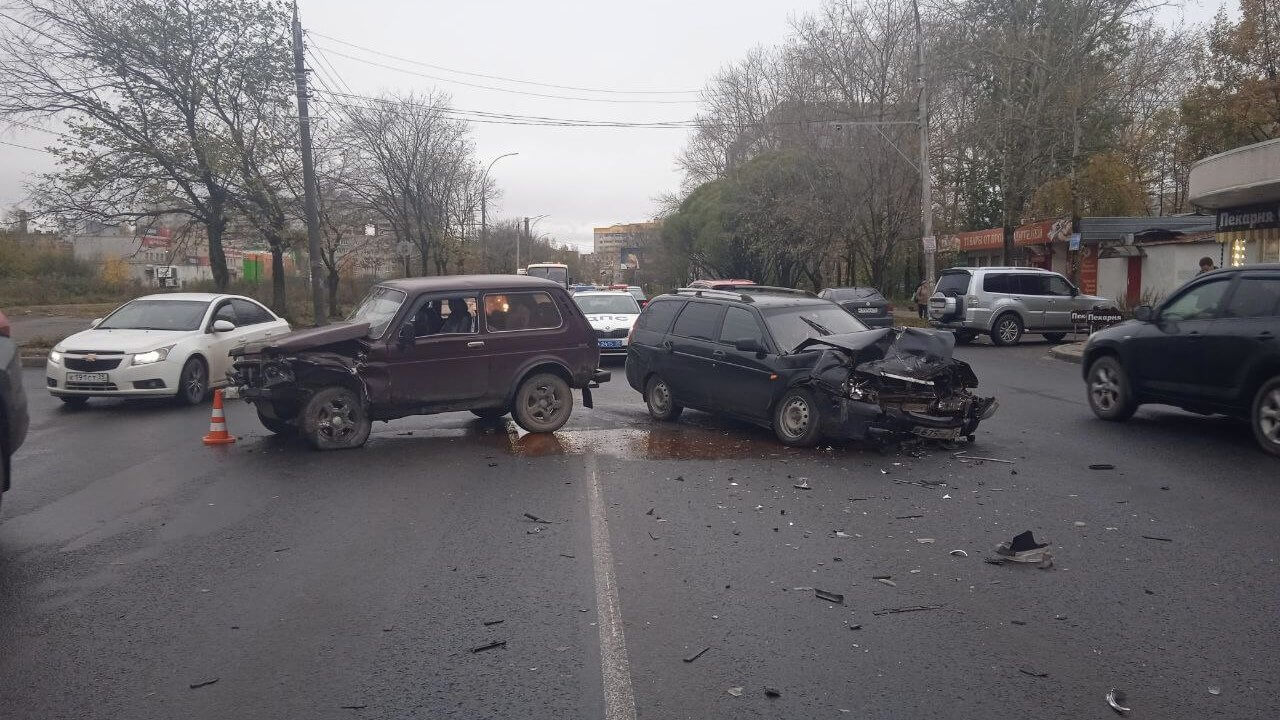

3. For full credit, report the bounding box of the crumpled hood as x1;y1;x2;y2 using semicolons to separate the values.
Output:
801;327;975;385
58;328;194;353
583;314;638;330
237;321;370;355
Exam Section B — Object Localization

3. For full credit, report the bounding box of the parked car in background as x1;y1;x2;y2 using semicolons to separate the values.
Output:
1082;264;1280;456
687;279;756;291
1;309;30;514
569;283;598;294
819;286;894;328
625;288;995;447
929;266;1113;345
626;286;647;307
45;293;289;407
572;290;642;357
230;276;610;450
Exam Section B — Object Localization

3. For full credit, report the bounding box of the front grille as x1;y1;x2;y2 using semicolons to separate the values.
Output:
64;357;122;371
595;328;629;339
65;382;118;391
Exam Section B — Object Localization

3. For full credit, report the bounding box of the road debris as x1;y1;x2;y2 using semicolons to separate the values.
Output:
916;538;935;544
941;494;951;499
1019;668;1050;678
683;646;710;663
273;547;290;553
814;589;845;604
1073;521;1087;527
764;687;782;698
1106;688;1131;715
559;553;575;559
188;678;219;689
793;479;812;490
954;451;1015;464
646;508;654;516
835;531;853;538
340;704;368;709
994;530;1050;563
1141;535;1173;542
523;513;553;524
482;619;504;626
648;532;660;541
1089;463;1115;470
471;640;507;653
674;475;684;482
872;604;942;616
875;578;897;587
849;624;862;630
526;527;544;535
726;687;743;697
1208;686;1221;696
949;549;968;557
895;514;923;520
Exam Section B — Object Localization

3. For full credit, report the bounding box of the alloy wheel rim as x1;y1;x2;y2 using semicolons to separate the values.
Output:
186;364;205;401
1090;367;1118;411
1260;388;1280;445
781;397;811;438
318;397;356;440
526;383;562;423
999;320;1018;342
651;381;671;414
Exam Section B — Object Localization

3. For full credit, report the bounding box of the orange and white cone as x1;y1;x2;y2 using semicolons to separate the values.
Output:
202;388;236;446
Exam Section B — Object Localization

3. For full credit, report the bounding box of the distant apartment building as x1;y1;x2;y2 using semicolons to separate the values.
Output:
592;221;659;284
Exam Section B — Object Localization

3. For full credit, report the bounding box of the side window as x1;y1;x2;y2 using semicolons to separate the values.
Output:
636;299;682;333
1161;278;1231;321
230;299;273;325
671;301;723;341
412;295;478;336
1224;277;1280;318
720;306;766;346
983;274;1009;293
1045;276;1074;296
1014;274;1043;294
212;301;237;325
485;291;562;332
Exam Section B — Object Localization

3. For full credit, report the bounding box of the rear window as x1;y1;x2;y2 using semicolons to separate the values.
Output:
485;291;563;331
636;299;682;332
671;301;723;340
936;272;971;296
826;287;884;301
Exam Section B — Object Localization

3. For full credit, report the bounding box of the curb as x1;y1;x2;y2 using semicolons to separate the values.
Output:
1049;344;1084;365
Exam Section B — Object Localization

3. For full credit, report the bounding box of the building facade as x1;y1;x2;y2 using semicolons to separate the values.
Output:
592;221;660;285
1188;138;1280;267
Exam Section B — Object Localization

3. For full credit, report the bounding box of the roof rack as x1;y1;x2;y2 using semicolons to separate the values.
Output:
675;287;754;302
738;285;816;297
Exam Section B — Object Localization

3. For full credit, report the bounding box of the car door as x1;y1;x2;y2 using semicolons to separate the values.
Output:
1128;276;1233;402
480;289;571;405
664;301;725;409
1199;273;1280;407
711;305;777;420
230;299;289;342
625;298;683;392
1039;274;1077;329
1014;274;1050;329
202;300;252;382
386;292;488;408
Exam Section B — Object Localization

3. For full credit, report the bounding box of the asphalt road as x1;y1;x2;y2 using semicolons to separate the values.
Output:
2;339;1278;719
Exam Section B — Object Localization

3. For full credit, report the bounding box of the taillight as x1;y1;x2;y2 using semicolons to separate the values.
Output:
887;303;895;313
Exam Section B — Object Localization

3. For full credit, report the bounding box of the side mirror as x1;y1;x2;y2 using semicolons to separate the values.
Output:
1133;305;1153;322
734;338;767;355
397;323;415;347
1070;286;1079;296
212;319;236;332
90;317;103;328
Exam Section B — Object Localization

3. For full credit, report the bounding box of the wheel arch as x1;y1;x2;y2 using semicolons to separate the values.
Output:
506;360;573;405
1082;345;1121;380
1243;358;1280;406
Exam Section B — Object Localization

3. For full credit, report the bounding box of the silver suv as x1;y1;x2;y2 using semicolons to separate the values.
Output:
928;267;1112;345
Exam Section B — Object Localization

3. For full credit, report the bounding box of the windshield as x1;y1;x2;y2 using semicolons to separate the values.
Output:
98;299;210;331
765;304;868;353
575;294;641;315
527;266;568;286
627;288;646;301
936;272;971;296
348;286;407;338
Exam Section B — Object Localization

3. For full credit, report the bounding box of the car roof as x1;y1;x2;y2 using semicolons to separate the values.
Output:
1200;263;1280;277
652;291;831;310
134;292;224;302
943;266;1059;274
573;290;636;297
380;274;561;293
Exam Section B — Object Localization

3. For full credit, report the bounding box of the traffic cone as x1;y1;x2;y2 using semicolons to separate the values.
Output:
202;388;236;446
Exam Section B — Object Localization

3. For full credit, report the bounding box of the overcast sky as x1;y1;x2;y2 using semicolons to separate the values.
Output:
0;0;1230;253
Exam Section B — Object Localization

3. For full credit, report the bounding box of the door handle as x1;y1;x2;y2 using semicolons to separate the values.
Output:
660;340;673;352
467;341;485;348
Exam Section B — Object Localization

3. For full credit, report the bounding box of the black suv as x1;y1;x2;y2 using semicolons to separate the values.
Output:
625;288;996;447
1082;264;1280;456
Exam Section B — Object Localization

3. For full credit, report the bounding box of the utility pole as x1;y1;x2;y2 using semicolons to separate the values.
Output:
292;3;327;325
519;216;529;271
480;153;518;273
913;0;934;285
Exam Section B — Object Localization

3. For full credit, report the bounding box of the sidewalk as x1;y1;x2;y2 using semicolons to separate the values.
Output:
1050;342;1085;364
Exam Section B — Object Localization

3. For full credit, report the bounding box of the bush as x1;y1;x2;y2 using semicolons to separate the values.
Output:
0;236;143;307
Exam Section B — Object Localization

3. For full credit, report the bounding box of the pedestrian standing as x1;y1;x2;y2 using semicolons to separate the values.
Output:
914;278;934;319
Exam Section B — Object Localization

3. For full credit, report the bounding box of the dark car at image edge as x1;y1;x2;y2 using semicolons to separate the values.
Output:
0;309;30;512
1081;264;1280;456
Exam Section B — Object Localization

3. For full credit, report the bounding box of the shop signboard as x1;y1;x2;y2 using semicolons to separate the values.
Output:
1070;306;1124;334
1216;203;1280;232
1079;245;1099;295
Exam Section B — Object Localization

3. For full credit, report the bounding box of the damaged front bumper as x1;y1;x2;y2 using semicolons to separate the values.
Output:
822;393;997;441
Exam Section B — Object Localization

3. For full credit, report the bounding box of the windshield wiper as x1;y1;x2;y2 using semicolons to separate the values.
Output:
799;315;832;336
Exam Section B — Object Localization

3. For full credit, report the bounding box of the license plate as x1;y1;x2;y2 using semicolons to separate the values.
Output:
66;372;108;383
856;307;878;314
598;339;623;349
912;426;961;439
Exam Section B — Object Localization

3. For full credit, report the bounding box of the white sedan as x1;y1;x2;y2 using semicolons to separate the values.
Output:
46;293;289;407
572;291;642;356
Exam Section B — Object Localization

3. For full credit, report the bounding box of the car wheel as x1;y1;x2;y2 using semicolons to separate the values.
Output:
256;407;296;435
645;375;683;421
174;357;208;406
954;331;978;345
59;395;89;409
512;373;573;434
471;408;509;419
1251;377;1280;457
1086;356;1137;422
300;386;371;450
773;387;823;447
1043;332;1067;343
991;314;1024;346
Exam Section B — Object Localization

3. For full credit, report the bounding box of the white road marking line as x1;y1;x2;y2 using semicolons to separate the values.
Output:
587;453;637;720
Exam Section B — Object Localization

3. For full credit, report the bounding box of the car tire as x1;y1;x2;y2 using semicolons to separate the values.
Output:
471;408;509;419
256;407;296;435
644;375;683;422
1043;332;1067;343
954;331;978;345
174;357;208;406
991;313;1023;346
512;373;573;434
1251;376;1280;457
1086;356;1137;422
300;386;371;450
773;387;823;447
59;396;89;409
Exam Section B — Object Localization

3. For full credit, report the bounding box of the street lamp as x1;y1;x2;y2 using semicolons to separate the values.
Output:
480;152;518;272
518;214;550;271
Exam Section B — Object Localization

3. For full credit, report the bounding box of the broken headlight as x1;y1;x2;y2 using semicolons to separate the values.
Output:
263;362;295;386
934;395;970;413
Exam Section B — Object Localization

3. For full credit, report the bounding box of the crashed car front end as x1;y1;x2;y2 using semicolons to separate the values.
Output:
799;327;997;442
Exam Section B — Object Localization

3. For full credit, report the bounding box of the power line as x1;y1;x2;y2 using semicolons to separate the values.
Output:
0;138;56;154
308;29;701;96
311;43;700;105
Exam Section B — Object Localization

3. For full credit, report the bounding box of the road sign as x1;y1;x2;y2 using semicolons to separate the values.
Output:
922;235;937;252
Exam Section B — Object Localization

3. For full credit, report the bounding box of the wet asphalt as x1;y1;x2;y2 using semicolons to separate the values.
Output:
2;338;1278;719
